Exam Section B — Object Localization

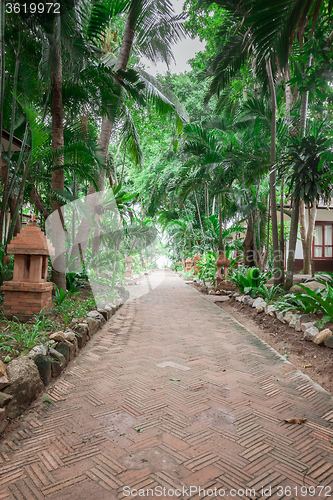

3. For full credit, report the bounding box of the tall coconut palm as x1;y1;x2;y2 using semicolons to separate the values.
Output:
50;13;66;289
231;0;329;288
198;0;282;281
200;0;330;287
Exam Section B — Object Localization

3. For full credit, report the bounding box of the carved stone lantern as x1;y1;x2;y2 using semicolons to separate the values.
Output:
192;253;201;275
185;257;192;272
125;255;133;278
2;216;55;321
215;252;231;287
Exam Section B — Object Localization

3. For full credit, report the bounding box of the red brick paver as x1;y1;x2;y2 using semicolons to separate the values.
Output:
1;270;333;500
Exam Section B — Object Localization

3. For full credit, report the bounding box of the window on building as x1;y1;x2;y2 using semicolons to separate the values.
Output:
313;223;333;258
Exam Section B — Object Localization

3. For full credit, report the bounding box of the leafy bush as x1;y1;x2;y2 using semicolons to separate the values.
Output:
182;269;194;280
256;284;285;302
274;294;301;313
309;271;333;288
172;262;183;272
66;272;87;292
275;284;333;326
197;251;218;285
228;266;273;297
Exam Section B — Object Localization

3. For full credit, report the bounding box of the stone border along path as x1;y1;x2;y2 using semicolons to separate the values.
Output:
1;269;333;500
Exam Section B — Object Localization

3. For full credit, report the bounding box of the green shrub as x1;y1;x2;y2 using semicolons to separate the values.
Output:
256;284;285;302
172;262;183;272
228;266;273;297
275;283;333;327
197;252;218;285
66;272;87;292
309;271;333;288
182;269;194;280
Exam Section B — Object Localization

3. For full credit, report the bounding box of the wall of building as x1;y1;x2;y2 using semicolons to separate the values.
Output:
284;207;333;273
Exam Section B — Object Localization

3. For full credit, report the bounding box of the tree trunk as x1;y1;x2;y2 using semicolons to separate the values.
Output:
285;56;312;288
0;159;21;238
279;176;285;285
218;197;223;254
7;195;20;236
115;15;135;72
285;198;300;290
262;196;270;269
283;62;293;121
266;59;280;284
194;190;204;239
300;91;309;135
206;184;209;217
299;200;316;274
243;218;254;267
31;185;51;220
51;15;66;290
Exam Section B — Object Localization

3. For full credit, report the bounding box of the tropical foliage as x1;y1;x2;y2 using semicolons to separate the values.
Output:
1;0;333;302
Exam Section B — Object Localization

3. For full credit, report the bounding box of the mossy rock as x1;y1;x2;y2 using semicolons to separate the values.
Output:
33;355;52;386
49;348;66;377
55;342;70;363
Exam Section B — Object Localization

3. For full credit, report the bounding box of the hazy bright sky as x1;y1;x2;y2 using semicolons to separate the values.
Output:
141;0;205;75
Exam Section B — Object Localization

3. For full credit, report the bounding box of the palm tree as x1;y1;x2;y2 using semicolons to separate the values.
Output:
198;0;282;281
50;12;66;289
70;0;186;263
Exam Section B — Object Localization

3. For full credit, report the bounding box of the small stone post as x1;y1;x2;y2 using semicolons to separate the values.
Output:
125;255;133;278
192;253;200;275
185;257;192;273
215;253;231;287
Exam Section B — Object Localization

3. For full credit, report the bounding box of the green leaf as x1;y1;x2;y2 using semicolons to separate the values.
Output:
43;398;52;404
170;377;180;381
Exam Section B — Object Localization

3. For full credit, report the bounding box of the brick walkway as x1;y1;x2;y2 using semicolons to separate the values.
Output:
1;270;333;500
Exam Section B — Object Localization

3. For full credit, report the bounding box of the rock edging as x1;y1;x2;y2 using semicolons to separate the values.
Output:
0;299;124;435
220;289;333;350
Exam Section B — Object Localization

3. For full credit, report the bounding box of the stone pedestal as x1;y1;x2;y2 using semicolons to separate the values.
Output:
2;217;54;321
185;257;192;273
125;255;133;278
193;253;201;275
215;253;233;289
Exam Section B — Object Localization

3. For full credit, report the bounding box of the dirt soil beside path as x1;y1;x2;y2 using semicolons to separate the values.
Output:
216;298;333;395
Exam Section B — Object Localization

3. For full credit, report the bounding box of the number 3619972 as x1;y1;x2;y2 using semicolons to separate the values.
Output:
6;3;60;14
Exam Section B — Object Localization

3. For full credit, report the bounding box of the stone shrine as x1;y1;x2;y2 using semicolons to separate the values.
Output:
2;216;55;321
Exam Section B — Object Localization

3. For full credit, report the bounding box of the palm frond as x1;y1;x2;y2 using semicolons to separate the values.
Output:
135;68;189;123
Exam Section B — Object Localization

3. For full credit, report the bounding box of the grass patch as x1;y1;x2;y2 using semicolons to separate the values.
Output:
0;288;97;361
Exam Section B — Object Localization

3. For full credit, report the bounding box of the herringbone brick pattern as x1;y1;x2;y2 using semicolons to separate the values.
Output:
0;270;333;499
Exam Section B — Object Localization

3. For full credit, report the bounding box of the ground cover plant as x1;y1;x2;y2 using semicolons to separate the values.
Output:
0;287;97;361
